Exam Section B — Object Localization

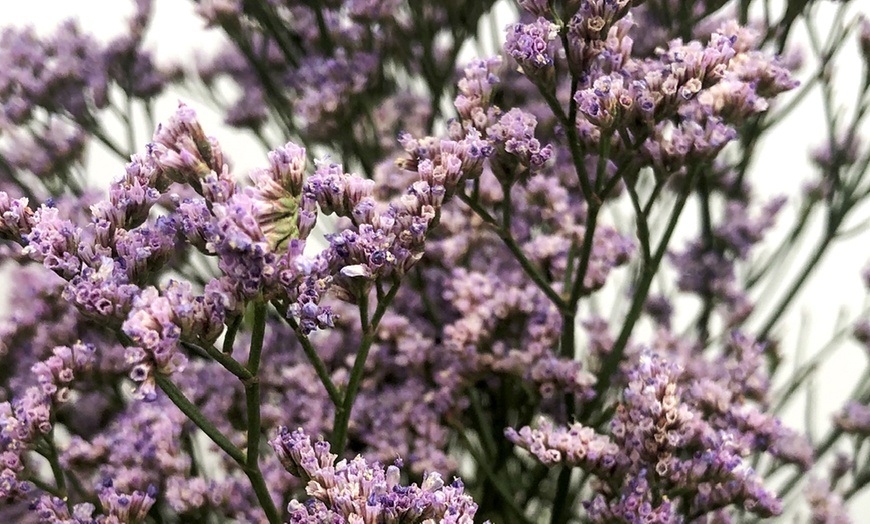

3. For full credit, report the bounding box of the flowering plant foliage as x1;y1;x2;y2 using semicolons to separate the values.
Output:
0;0;869;523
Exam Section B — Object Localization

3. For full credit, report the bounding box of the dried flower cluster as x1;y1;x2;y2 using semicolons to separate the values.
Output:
0;1;869;523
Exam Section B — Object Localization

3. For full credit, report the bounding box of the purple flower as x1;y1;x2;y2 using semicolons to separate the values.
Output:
98;480;158;523
162;279;226;344
22;205;82;278
518;0;552;18
91;151;167;233
834;401;870;436
209;191;278;299
63;257;139;321
506;418;625;471
0;192;33;239
0;340;96;500
0;21;107;124
121;287;189;400
293;50;381;140
2;117;87;180
30;342;96;402
504;17;559;83
486;108;554;177
455;56;502;130
113;216;177;282
805;478;851;524
573;1;633;40
270;428;481;523
104;36;165;100
151;102;228;194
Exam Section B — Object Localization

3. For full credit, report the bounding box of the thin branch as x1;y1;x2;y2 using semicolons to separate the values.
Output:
155;374;246;465
457;191;571;315
282;314;342;406
331;279;401;457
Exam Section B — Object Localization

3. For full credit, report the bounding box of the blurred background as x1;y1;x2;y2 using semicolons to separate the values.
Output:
2;0;869;517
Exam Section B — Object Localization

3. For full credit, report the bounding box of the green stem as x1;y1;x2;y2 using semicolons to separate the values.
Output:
745;201;814;289
457;191;570;315
568;158;642;314
242;301;281;524
331;280;401;457
777;382;870;501
183;340;252;382
90;124;129;160
242;0;301;68
694;174;716;342
124;93;136;156
41;431;70;510
757;233;834;341
771;307;869;415
454;425;533;524
313;6;335;54
590;168;698;407
26;475;63;498
625;181;652;262
154;374;246;465
283;315;342;406
566;203;600;307
246;302;267;376
559;313;576;360
469;389;499;458
221;24;297;137
244;468;281;524
844;468;870;500
539;88;595;202
550;467;573;524
642;178;664;218
222;314;243;354
413;266;443;329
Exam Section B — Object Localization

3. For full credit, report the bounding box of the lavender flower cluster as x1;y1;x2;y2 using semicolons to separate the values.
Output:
0;1;869;523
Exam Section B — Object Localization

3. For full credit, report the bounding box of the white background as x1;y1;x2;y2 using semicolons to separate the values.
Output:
2;0;869;518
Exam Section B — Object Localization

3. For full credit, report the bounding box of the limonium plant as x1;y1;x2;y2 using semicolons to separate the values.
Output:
0;0;869;522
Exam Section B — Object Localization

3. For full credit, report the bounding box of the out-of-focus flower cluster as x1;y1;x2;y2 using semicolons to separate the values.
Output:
0;0;867;523
0;1;167;197
507;340;809;519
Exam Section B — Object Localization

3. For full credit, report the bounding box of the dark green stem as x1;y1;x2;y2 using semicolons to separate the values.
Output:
591;169;698;407
454;424;532;524
313;6;335;54
625;181;652;262
246;302;267;376
89;124;129;160
241;301;280;524
757;233;834;341
694;174;716;342
154;374;246;465
183;340;252;382
457;191;571;315
42;431;70;510
566;203;600;306
244;469;281;524
283;315;342;406
567;158;642;314
844;469;870;500
469;389;499;459
550;467;573;524
539;88;595;202
331;280;401;456
222;314;243;354
26;475;63;498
